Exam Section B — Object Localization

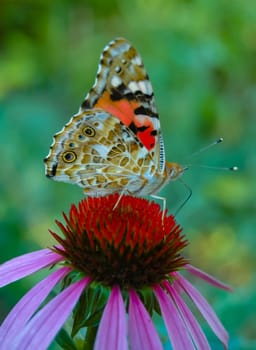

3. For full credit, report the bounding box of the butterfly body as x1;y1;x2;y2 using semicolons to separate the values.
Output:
45;38;185;198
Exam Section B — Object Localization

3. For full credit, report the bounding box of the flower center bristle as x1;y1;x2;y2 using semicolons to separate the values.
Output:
51;195;188;289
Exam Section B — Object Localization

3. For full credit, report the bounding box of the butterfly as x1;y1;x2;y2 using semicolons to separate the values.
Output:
44;38;185;206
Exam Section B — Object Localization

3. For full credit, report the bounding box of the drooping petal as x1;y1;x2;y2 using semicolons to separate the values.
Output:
0;249;63;287
94;285;128;350
154;285;194;350
0;267;71;347
164;280;210;350
128;290;163;350
176;274;229;349
185;264;232;291
12;277;90;350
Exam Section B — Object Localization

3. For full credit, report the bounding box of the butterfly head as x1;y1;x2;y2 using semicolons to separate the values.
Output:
165;162;187;181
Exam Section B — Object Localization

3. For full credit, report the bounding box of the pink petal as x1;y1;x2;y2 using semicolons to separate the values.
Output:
176;274;229;349
128;290;163;350
0;267;71;347
185;264;232;291
0;249;63;287
94;285;128;350
13;277;90;350
164;280;210;350
154;285;194;350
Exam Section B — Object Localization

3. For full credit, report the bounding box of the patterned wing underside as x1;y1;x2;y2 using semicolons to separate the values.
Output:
44;110;158;196
80;37;166;172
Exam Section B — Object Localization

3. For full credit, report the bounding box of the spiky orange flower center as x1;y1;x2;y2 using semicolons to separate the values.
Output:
51;195;188;288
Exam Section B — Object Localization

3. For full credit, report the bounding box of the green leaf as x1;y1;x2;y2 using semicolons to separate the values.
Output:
55;328;77;350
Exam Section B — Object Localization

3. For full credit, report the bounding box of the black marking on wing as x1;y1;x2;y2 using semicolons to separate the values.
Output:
150;129;157;136
82;94;96;110
46;163;57;178
109;82;155;103
110;83;130;101
129;121;150;135
134;106;158;118
133;91;154;102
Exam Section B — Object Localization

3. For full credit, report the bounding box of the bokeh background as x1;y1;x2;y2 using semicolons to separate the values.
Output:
0;0;255;349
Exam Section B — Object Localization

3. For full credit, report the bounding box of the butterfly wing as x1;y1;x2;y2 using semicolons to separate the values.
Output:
44;110;156;196
80;38;166;173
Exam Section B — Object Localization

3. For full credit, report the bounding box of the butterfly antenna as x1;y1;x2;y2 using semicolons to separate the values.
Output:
186;137;224;159
174;179;192;216
183;137;238;172
188;164;239;172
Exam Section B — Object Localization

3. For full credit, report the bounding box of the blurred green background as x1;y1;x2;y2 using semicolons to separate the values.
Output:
0;0;255;349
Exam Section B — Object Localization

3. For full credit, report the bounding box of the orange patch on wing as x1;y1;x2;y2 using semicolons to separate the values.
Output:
95;92;156;151
95;91;138;126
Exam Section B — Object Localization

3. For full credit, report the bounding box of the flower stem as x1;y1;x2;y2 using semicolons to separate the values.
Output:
83;326;98;350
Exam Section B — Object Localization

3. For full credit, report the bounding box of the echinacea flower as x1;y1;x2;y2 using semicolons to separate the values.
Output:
0;194;231;350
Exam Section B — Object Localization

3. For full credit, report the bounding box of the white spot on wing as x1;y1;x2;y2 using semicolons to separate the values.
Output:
111;75;122;87
93;144;109;157
132;55;142;66
128;81;139;92
128;80;153;95
138;80;153;95
110;42;130;57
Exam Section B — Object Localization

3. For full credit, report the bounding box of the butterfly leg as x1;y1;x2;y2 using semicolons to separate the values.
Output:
174;179;192;216
150;194;166;224
112;191;125;211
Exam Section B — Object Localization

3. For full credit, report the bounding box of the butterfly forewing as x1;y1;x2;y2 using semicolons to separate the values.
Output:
80;37;165;172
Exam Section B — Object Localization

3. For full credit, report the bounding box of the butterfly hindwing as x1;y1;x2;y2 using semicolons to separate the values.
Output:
45;110;156;195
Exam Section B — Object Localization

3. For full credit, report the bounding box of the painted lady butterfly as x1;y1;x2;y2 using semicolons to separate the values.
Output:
44;38;185;205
